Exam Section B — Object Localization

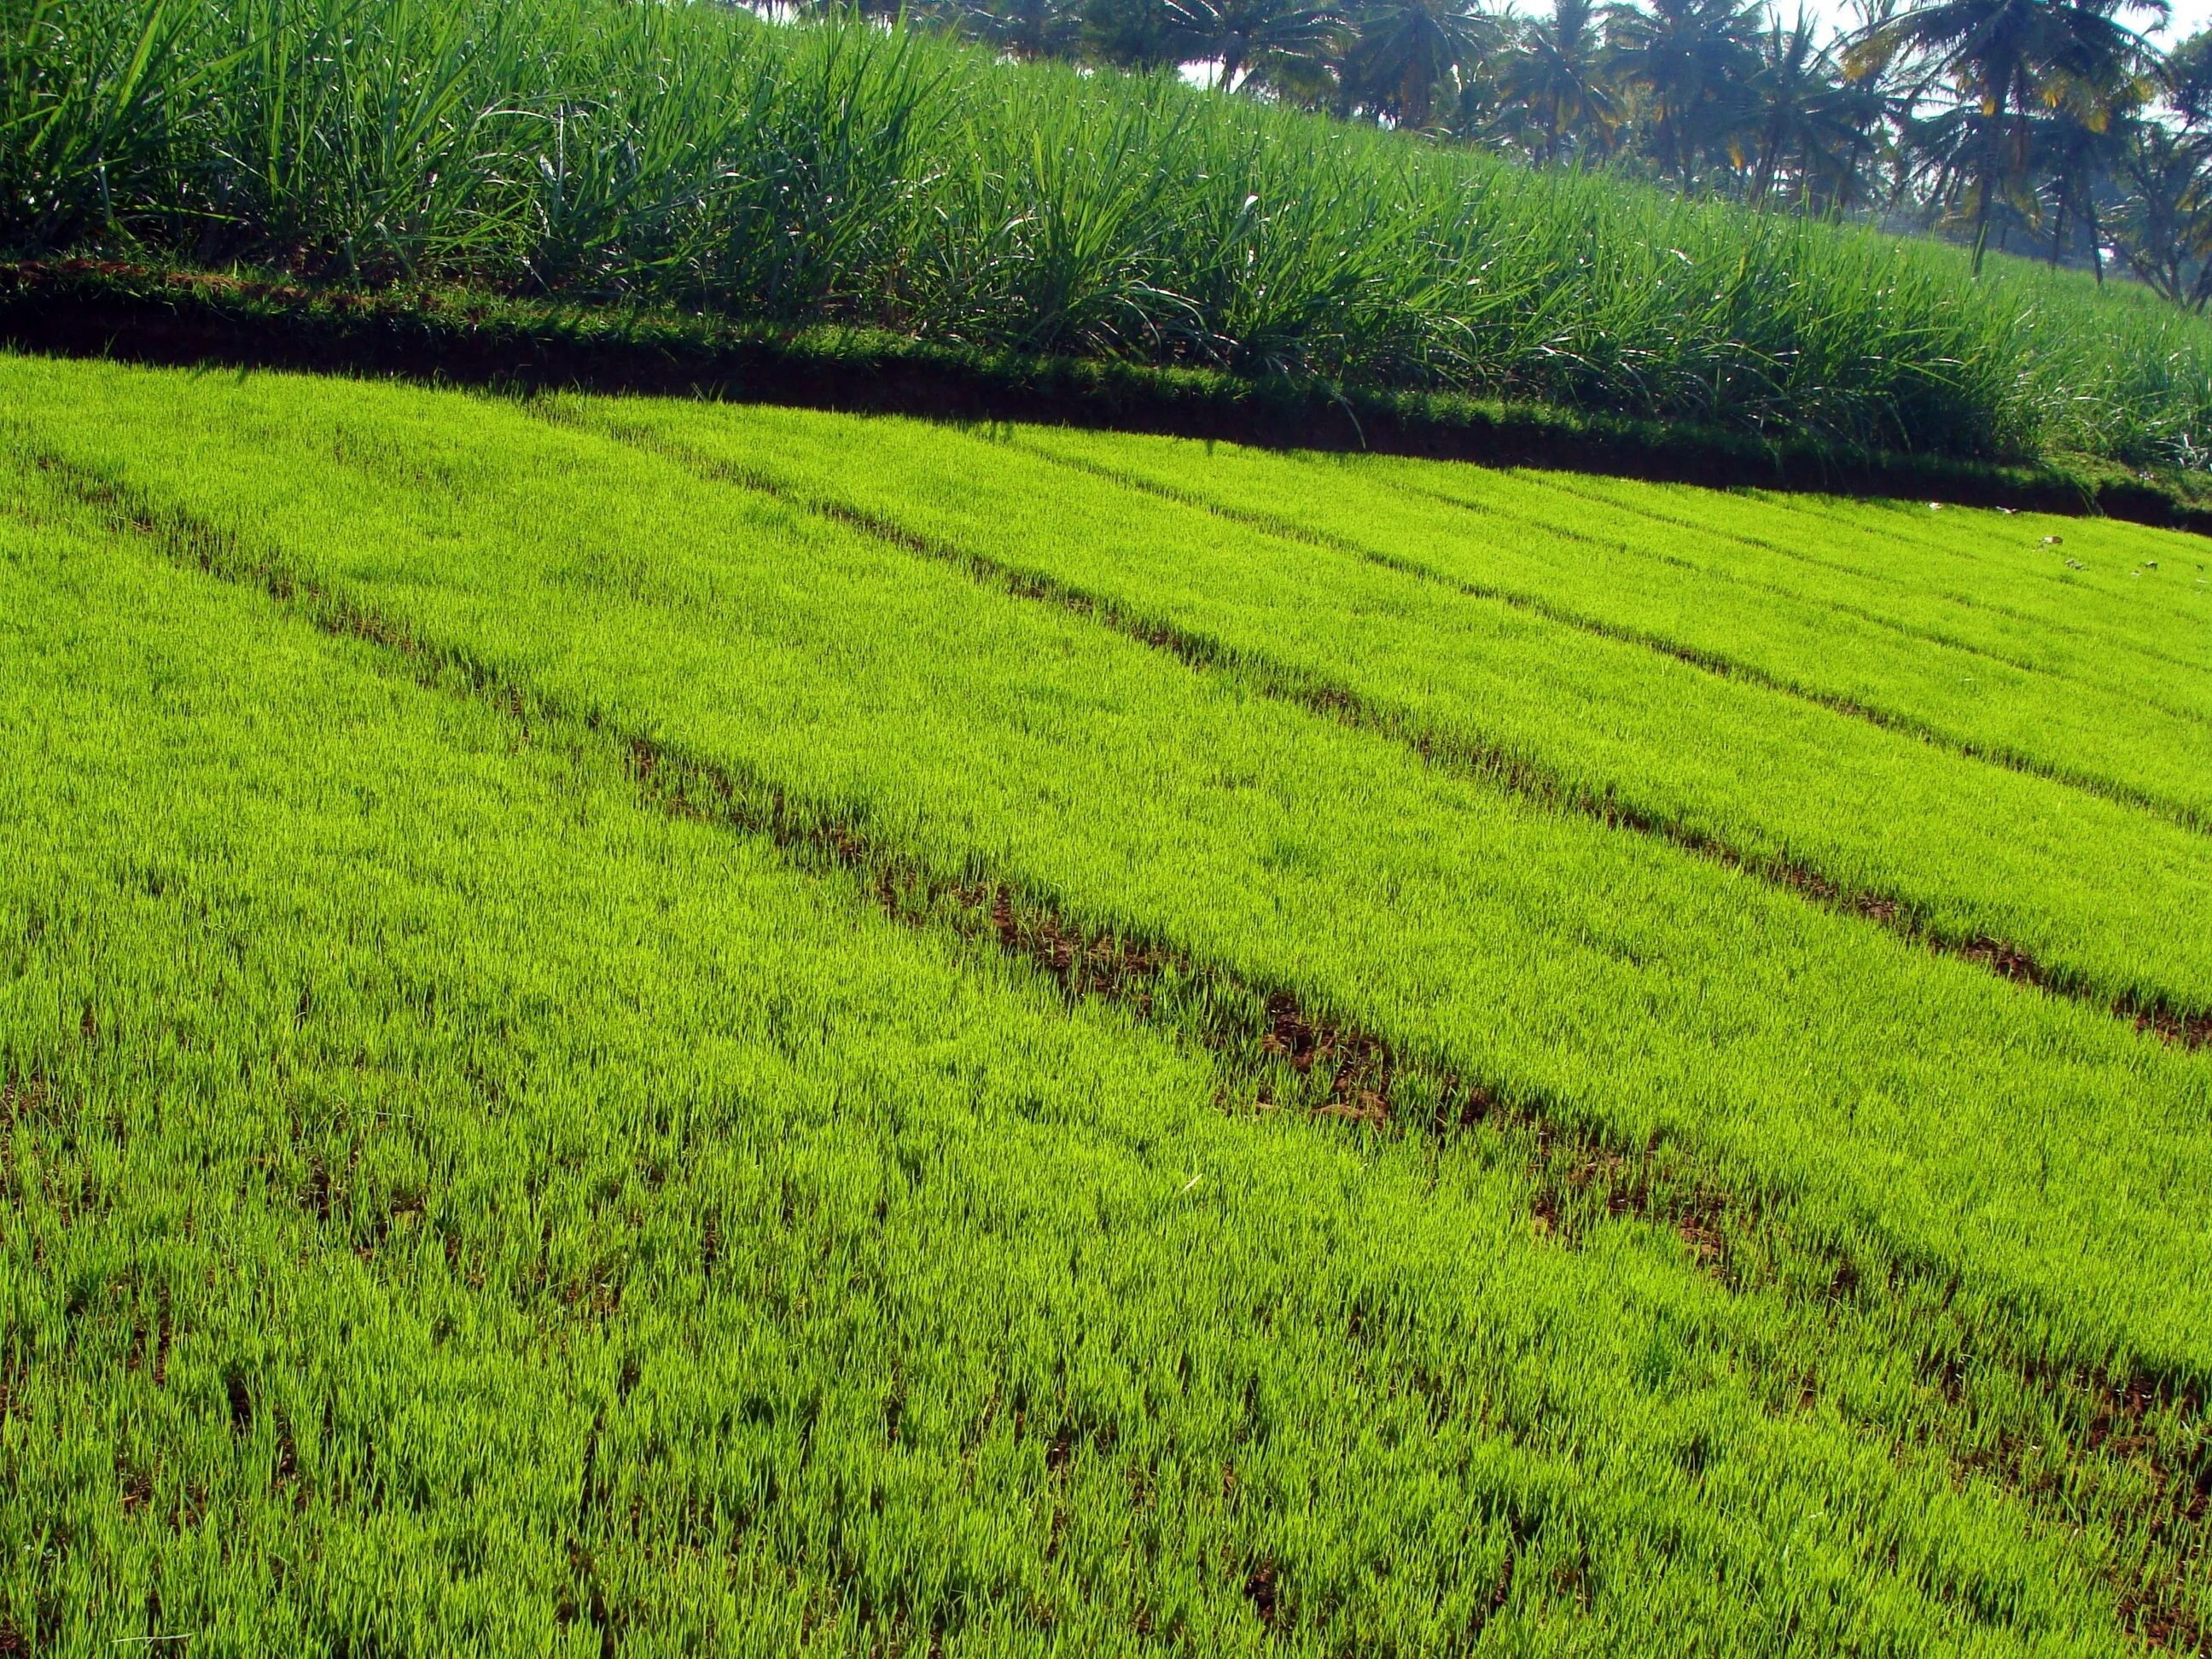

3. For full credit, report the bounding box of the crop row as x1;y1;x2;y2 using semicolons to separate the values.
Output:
555;395;2212;1030
12;354;2210;1400
1016;425;2212;828
4;436;2208;1651
1516;472;2211;678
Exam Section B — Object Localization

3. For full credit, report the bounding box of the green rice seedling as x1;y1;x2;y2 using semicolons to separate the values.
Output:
1523;472;2212;685
7;450;2192;1653
1404;468;2212;718
1010;422;2212;829
543;394;2212;1025
1717;482;2212;645
12;355;2212;1419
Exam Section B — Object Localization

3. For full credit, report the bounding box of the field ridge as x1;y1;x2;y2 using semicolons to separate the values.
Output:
13;259;2212;533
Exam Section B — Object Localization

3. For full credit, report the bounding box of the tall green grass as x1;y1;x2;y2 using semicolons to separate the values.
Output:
12;0;2212;464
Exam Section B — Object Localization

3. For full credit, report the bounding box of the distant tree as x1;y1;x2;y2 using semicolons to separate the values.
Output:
1251;38;1348;108
1749;11;1837;199
1503;0;1621;161
1848;0;2168;270
967;0;1087;58
2110;119;2212;302
2036;58;2152;276
1082;0;1188;68
1743;9;1898;207
1344;0;1503;127
2164;25;2212;119
1167;0;1342;89
1604;0;1764;186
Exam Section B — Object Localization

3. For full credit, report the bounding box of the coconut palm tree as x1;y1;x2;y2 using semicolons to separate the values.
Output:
2166;25;2212;122
1167;0;1342;90
2111;118;2212;304
1746;9;1895;205
1504;0;1620;161
1080;0;1187;67
2034;61;2150;276
1848;0;2167;270
1344;0;1503;128
967;0;1086;58
1604;0;1764;186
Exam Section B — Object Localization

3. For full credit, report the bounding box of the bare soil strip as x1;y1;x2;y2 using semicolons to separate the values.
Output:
32;451;2211;1647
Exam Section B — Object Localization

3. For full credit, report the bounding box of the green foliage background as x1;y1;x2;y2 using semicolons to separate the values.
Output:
12;0;2212;463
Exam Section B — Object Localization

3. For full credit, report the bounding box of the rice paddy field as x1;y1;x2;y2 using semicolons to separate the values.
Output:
4;350;2212;1654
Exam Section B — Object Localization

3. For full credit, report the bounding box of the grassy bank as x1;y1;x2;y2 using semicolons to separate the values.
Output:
11;0;2212;468
17;258;2212;533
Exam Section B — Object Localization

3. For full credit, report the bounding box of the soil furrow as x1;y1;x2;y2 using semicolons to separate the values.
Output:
32;449;2212;1648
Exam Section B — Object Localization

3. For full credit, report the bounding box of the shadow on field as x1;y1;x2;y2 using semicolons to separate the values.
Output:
9;259;2212;536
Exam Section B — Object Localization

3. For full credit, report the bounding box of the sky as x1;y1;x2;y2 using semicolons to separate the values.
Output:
1790;0;2212;44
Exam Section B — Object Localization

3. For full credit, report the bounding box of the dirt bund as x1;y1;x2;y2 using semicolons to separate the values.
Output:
8;259;2211;536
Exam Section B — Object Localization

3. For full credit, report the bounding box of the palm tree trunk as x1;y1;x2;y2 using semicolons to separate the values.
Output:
1754;118;1783;206
1837;131;1866;215
1970;173;1993;276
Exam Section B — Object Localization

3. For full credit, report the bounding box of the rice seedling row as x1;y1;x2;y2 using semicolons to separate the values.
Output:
1711;484;2212;632
1524;473;2212;685
15;357;2212;1427
10;431;2212;1653
579;400;2205;1040
1426;474;2212;761
21;449;2212;1654
1015;424;2212;830
1415;463;2212;679
546;393;2212;1031
1364;469;2212;795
